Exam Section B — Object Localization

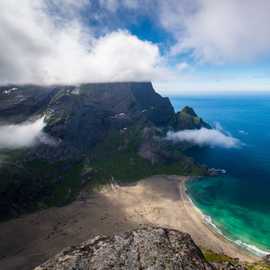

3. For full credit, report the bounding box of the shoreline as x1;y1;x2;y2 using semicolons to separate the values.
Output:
181;177;269;259
101;175;258;262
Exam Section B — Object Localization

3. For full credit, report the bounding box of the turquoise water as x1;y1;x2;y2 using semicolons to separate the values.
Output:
171;94;270;256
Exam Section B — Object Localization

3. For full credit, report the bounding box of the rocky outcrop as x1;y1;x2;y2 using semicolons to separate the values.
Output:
34;226;214;270
173;106;211;130
34;227;248;270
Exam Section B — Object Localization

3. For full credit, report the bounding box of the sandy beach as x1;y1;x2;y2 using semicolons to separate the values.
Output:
101;176;257;262
0;175;257;270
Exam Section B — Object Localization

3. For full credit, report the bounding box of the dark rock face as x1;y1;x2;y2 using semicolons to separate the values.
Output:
34;227;214;270
40;83;210;160
0;85;57;123
128;82;175;126
43;82;175;153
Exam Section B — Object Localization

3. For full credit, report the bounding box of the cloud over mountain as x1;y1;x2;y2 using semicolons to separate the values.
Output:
1;0;270;92
166;128;240;148
0;0;170;85
0;118;48;149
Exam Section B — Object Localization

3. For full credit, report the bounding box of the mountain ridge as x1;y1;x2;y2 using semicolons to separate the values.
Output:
0;82;210;220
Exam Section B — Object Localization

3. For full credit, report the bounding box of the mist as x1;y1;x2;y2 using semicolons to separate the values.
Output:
0;117;50;149
166;128;240;148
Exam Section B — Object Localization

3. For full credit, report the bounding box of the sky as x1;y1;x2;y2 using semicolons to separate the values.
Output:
1;0;270;95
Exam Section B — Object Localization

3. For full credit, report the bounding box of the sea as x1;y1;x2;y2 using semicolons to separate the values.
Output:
171;94;270;256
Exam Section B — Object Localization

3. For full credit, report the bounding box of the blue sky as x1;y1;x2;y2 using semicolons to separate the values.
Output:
1;0;270;95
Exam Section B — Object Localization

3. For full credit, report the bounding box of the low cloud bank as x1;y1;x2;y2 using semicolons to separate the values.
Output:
0;117;53;149
166;128;240;148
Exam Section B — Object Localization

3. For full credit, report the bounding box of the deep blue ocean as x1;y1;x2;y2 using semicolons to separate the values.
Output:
171;94;270;256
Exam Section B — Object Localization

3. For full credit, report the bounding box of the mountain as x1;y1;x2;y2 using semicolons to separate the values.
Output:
34;226;245;270
173;106;211;130
42;82;175;158
0;85;57;123
0;82;210;220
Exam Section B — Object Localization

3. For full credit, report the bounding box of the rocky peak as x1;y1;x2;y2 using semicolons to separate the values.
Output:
181;106;197;117
173;106;211;130
34;226;214;270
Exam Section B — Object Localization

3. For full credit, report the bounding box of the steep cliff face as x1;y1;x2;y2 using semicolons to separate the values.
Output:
43;82;175;152
34;227;214;270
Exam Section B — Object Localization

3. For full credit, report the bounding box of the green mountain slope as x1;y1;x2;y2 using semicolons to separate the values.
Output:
0;82;210;220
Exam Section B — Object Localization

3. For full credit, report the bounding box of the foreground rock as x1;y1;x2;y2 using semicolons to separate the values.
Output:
34;226;247;270
34;226;213;270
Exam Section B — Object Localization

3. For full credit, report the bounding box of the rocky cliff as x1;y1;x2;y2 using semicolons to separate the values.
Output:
42;82;175;155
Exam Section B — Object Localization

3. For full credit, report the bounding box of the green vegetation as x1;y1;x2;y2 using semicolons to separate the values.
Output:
202;248;239;264
0;156;85;220
202;248;270;270
245;262;270;270
87;128;205;183
173;106;211;130
0;127;206;221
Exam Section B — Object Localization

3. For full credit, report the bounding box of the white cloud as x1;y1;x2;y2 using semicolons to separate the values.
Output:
176;62;190;71
99;0;119;12
95;0;270;64
2;0;270;93
154;74;270;95
99;0;142;11
166;128;240;148
0;117;51;149
0;0;170;85
160;0;270;63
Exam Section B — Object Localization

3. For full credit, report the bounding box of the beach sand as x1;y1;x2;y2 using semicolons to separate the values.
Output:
0;175;257;270
101;176;257;262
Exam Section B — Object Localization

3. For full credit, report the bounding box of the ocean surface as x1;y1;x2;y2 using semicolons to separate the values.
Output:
171;94;270;256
